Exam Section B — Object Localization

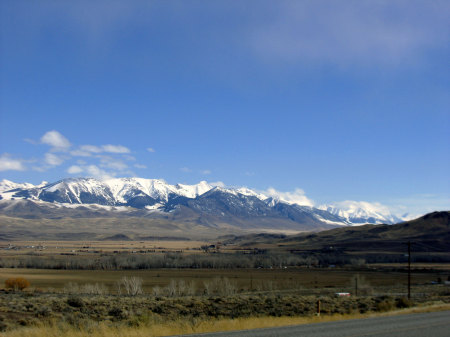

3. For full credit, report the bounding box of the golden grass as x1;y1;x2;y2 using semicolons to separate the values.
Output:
0;240;207;253
2;303;449;337
0;267;440;292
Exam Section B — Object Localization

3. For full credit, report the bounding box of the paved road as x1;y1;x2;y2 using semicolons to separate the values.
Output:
172;310;450;337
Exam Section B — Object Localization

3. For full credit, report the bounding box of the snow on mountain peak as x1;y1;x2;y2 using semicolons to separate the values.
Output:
235;187;268;200
174;180;212;199
0;179;35;192
0;177;406;225
319;200;402;224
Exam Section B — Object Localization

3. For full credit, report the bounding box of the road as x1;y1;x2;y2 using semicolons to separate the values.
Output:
172;310;450;337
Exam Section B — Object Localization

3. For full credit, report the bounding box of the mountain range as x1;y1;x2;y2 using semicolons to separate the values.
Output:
0;177;408;240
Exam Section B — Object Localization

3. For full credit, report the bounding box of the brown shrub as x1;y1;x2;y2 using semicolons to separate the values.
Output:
376;299;395;312
396;297;413;308
5;277;30;291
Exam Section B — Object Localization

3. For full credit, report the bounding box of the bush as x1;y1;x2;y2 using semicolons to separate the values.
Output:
108;307;126;320
35;306;52;317
64;282;108;295
376;299;395;312
5;277;30;291
116;276;143;296
396;297;413;308
67;296;84;308
203;277;237;296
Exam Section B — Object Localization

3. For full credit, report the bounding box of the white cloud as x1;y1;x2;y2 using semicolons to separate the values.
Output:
326;200;392;216
40;130;71;150
147;147;155;153
44;153;64;166
99;156;128;171
72;144;130;156
79;145;103;153
24;138;38;145
318;197;450;222
70;149;93;157
102;144;130;153
85;165;115;180
67;165;83;174
210;181;225;188
201;170;211;175
32;166;47;172
67;162;127;180
261;187;314;207
134;163;147;169
0;154;26;171
123;155;136;161
180;167;192;173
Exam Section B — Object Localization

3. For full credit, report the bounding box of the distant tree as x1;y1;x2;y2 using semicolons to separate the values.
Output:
5;277;30;291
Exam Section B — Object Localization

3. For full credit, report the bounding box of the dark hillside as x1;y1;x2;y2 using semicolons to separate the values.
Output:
227;212;450;262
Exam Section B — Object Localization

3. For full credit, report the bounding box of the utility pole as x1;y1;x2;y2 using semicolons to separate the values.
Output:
407;241;411;299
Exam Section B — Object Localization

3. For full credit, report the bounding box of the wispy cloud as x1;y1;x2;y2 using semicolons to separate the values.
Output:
78;145;103;154
67;165;83;174
134;163;147;169
102;144;130;154
66;164;115;180
72;144;131;156
44;153;65;166
98;156;129;171
0;154;26;171
180;167;192;173
210;181;225;188
12;130;136;178
147;147;155;153
248;1;450;68
201;169;211;175
85;165;115;180
261;187;315;207
40;130;71;151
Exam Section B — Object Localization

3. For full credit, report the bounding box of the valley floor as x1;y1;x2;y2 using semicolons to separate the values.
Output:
0;265;449;335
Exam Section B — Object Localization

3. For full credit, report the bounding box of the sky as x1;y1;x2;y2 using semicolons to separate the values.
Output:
0;1;449;217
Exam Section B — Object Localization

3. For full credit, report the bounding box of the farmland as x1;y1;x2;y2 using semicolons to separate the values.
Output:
1;238;449;294
1;213;449;336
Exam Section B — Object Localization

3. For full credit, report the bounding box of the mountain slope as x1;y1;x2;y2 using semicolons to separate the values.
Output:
0;177;413;241
229;211;450;254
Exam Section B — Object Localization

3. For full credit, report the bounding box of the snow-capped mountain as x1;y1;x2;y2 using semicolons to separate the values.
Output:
0;179;38;193
318;201;403;225
0;178;404;227
0;178;212;208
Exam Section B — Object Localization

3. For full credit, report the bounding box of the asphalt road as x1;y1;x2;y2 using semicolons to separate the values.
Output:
172;310;450;337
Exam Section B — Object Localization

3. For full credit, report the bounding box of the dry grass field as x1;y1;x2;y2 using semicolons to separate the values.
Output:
1;239;449;335
0;240;208;254
2;304;450;337
0;267;445;293
1;239;448;293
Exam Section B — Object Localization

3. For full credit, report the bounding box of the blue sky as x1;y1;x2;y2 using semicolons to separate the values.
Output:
0;1;449;217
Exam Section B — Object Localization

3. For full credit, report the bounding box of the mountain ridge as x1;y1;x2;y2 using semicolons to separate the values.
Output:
226;211;450;256
0;177;406;230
